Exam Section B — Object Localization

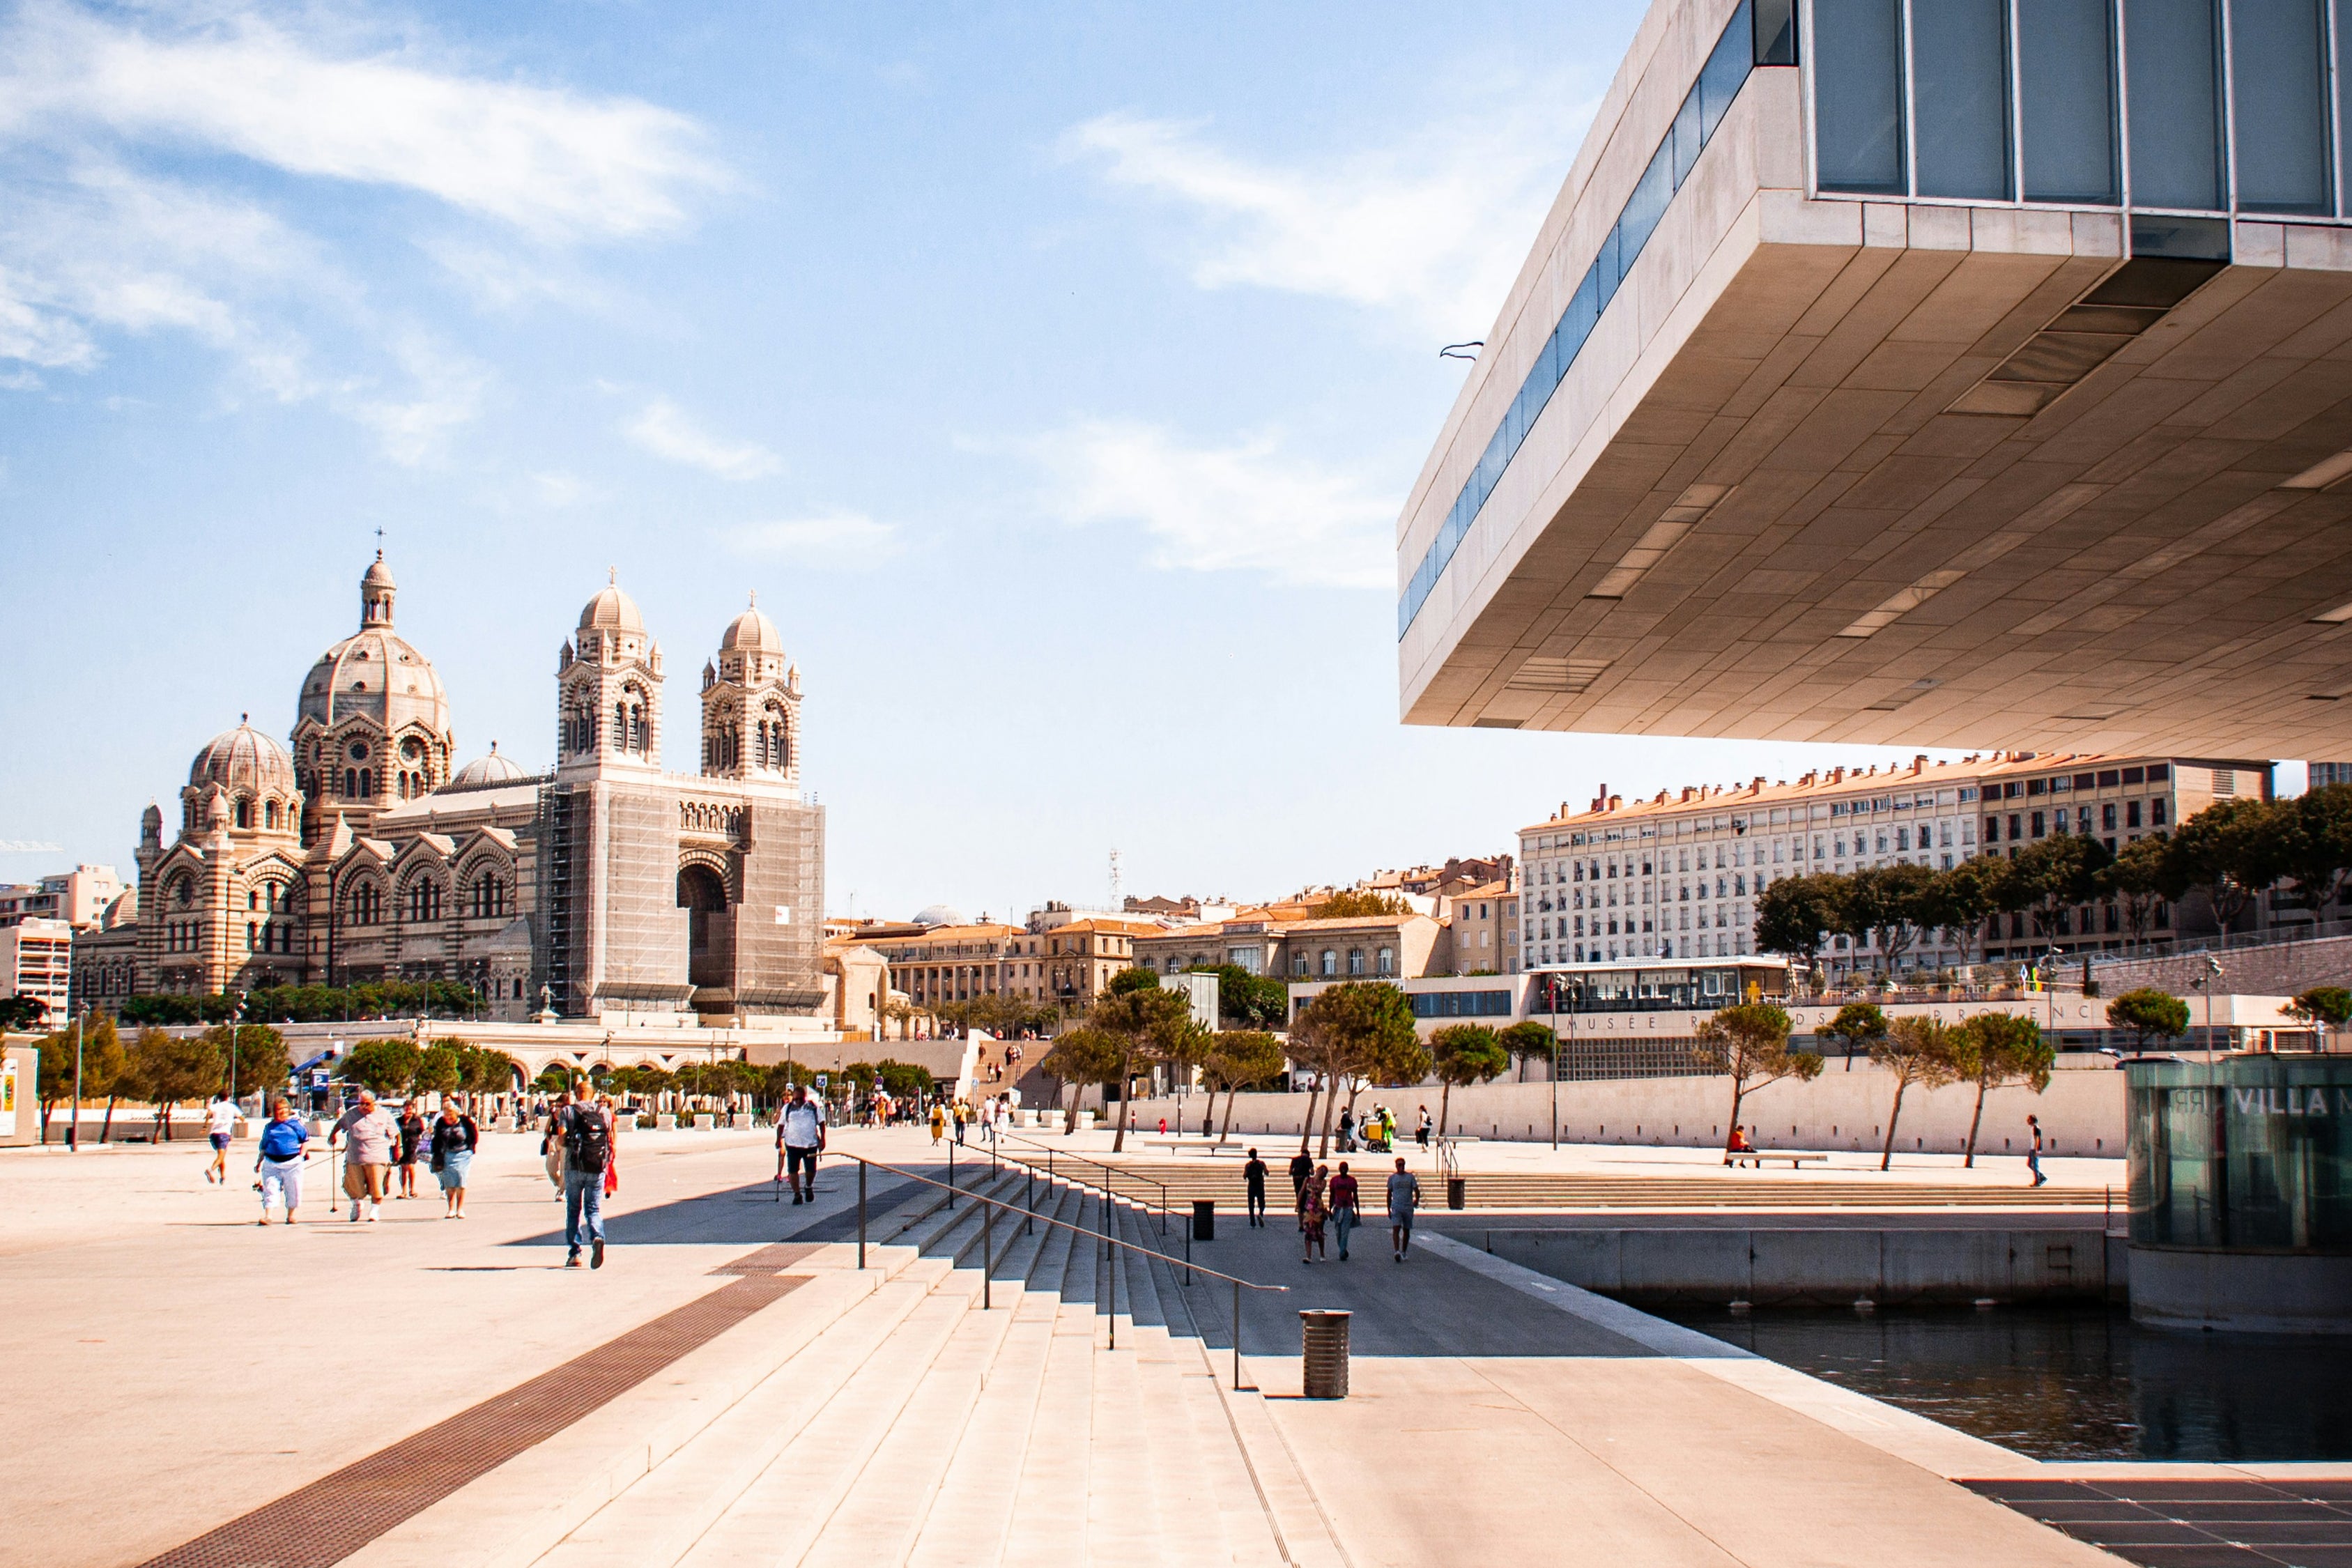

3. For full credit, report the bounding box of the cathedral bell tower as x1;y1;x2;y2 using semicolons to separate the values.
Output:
555;571;664;774
698;595;801;790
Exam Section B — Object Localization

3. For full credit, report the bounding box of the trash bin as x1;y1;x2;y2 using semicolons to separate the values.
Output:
1447;1176;1466;1210
1192;1199;1215;1241
1300;1309;1351;1399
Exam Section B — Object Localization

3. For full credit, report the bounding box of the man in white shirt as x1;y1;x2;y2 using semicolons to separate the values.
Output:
203;1093;240;1185
776;1085;826;1204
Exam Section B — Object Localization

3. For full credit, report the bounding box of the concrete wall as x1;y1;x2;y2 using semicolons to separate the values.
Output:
1134;1058;2126;1158
2093;935;2352;1005
1480;1227;2126;1305
0;1043;33;1147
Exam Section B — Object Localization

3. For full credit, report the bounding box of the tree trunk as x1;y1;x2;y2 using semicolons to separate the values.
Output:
1438;1080;1453;1142
102;1096;118;1142
1300;1075;1321;1149
1316;1079;1339;1158
1964;1075;1990;1167
1218;1085;1237;1140
1880;1075;1907;1171
1725;1074;1748;1153
38;1097;52;1143
1061;1080;1079;1135
1111;1047;1135;1153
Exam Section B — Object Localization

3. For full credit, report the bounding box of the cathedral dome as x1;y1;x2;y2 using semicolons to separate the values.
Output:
190;718;299;797
578;576;646;634
447;742;529;789
298;556;454;739
720;601;783;654
912;904;968;928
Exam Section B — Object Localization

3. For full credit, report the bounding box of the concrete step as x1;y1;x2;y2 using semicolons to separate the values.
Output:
521;1263;946;1568
665;1267;998;1568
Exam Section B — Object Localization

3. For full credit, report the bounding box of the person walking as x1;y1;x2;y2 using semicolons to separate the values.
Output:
330;1089;396;1223
776;1083;826;1204
395;1099;426;1199
953;1100;969;1146
1337;1107;1355;1153
2026;1114;2047;1187
1243;1148;1268;1227
930;1100;946;1146
1288;1143;1312;1206
541;1091;570;1195
558;1093;613;1268
1329;1160;1360;1261
1387;1156;1422;1262
1300;1163;1330;1263
203;1091;238;1185
255;1098;309;1225
430;1096;479;1218
1416;1105;1433;1150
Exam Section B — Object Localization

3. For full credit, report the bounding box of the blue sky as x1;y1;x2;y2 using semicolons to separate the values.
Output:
0;0;2047;919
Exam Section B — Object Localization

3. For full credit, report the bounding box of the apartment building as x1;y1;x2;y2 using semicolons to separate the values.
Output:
1519;751;2268;972
0;866;125;930
1;917;76;1022
1439;881;1514;974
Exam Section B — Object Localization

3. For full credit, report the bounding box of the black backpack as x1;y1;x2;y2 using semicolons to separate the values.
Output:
564;1107;611;1174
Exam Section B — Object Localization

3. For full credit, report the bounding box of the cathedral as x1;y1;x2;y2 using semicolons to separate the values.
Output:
75;557;826;1024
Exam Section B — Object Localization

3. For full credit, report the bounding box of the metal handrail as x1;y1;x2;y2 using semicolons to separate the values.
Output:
838;1151;1284;1388
997;1130;1171;1237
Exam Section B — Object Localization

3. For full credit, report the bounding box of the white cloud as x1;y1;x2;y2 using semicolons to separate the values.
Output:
721;512;902;564
1026;418;1392;590
624;398;783;481
1;4;725;241
1063;100;1590;335
339;335;489;466
529;470;593;507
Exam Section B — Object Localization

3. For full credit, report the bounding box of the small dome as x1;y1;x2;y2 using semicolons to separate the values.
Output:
721;601;783;654
912;904;968;928
362;553;396;589
189;718;299;797
448;741;528;789
579;573;645;633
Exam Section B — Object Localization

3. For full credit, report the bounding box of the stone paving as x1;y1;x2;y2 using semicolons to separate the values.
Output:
1;1123;2306;1568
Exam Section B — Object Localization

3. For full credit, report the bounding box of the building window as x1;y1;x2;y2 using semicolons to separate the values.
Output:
1347;948;1365;976
1377;946;1395;975
2019;0;2120;203
1815;0;1907;194
2151;798;2168;826
2125;0;2227;213
1320;950;1336;977
2126;799;2142;829
1914;0;2013;200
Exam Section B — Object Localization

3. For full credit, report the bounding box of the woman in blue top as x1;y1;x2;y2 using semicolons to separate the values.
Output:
255;1098;311;1225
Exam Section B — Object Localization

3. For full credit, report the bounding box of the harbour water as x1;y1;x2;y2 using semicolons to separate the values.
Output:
1657;1302;2352;1462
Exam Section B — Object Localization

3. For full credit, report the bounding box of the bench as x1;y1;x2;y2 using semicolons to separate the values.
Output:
1142;1139;1246;1155
1723;1151;1828;1169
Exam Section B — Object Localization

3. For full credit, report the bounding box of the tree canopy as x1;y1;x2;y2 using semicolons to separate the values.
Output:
1952;1012;2054;1167
2105;988;2189;1051
1305;889;1413;918
1695;1002;1822;1148
1428;1024;1508;1139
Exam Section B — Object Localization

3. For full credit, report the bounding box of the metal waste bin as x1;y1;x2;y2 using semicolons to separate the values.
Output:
1300;1309;1351;1399
1192;1199;1215;1240
1447;1176;1466;1210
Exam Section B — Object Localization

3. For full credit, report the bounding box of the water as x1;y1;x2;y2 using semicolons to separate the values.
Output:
1654;1302;2352;1462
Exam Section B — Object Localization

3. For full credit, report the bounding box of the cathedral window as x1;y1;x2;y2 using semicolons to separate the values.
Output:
264;800;279;830
348;883;383;925
406;879;445;923
234;797;251;829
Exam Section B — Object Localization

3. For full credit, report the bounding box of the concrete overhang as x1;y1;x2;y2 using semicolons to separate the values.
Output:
1397;0;2352;758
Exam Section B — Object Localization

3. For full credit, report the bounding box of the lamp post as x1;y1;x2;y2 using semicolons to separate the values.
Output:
70;1008;84;1152
227;987;245;1104
1547;970;1560;1151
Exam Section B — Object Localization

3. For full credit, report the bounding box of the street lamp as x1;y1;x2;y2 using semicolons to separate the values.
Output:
70;1008;85;1152
227;987;245;1104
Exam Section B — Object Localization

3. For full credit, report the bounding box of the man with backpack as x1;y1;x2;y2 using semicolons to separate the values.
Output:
559;1096;613;1268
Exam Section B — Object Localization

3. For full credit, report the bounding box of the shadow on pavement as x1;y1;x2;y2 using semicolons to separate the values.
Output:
505;1166;930;1249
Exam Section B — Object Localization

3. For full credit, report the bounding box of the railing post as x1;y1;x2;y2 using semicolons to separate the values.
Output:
1232;1277;1243;1390
1026;1164;1034;1233
983;1194;993;1311
858;1160;867;1270
1107;1190;1117;1350
946;1137;954;1209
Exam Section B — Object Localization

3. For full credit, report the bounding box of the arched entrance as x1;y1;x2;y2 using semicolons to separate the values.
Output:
676;863;733;989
